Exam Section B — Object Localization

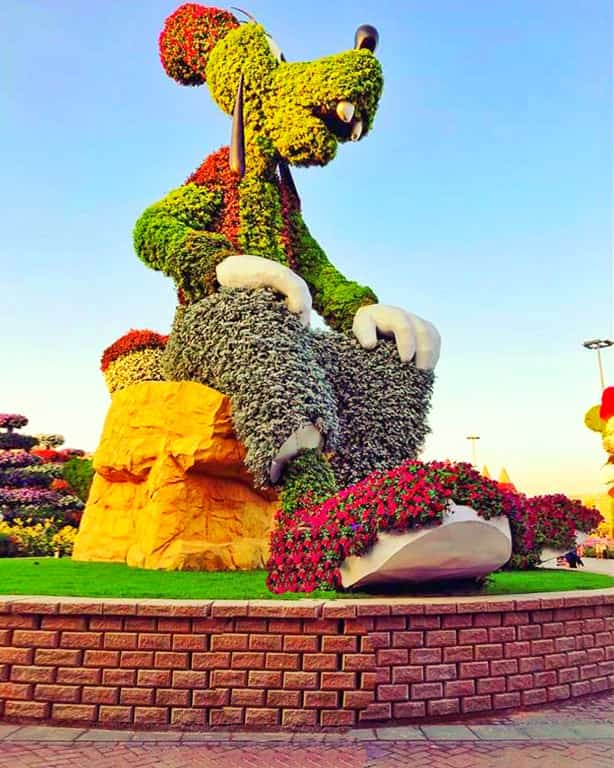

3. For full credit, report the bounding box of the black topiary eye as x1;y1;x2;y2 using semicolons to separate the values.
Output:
354;24;379;53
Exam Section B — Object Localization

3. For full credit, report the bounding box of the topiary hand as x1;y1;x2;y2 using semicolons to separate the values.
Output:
352;304;441;369
216;255;312;326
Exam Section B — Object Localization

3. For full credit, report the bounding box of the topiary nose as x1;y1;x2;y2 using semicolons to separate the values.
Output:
354;24;379;53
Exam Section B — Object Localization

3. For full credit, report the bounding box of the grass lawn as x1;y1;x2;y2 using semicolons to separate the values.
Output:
0;558;611;600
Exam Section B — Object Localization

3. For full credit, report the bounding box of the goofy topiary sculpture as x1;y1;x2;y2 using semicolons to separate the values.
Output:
133;4;441;508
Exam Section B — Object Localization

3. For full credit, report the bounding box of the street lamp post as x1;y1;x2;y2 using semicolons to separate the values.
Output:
583;339;613;393
466;435;480;467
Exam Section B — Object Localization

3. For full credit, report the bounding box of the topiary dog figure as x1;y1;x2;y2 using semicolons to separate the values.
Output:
134;4;441;503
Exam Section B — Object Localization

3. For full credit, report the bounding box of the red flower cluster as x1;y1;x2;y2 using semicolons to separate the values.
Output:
267;461;514;594
188;147;241;249
31;449;81;464
159;5;238;86
100;330;168;372
266;461;604;593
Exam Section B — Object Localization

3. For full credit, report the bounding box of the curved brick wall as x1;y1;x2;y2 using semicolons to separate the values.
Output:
0;591;612;730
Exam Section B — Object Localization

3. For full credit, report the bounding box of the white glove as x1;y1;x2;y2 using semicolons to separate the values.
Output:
353;304;441;369
216;255;312;327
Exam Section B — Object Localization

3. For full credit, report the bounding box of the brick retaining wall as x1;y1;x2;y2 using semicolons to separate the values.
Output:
0;592;612;730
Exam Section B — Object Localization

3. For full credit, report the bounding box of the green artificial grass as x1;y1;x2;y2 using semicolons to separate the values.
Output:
0;558;611;600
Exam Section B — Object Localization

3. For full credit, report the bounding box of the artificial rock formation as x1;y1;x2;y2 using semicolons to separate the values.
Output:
72;381;277;570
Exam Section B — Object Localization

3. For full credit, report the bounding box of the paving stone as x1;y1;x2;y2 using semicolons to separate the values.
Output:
130;731;183;741
0;725;20;739
345;729;378;741
180;731;234;741
375;726;425;740
75;729;136;742
518;724;586;740
567;723;614;740
421;725;478;740
231;731;292;742
469;725;529;740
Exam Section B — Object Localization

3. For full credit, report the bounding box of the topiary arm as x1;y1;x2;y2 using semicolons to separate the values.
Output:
289;211;378;332
133;183;234;302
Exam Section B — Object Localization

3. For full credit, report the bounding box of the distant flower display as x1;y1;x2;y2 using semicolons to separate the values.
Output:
0;414;28;431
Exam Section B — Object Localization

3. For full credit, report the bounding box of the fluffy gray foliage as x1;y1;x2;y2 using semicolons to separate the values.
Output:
163;289;339;488
163;288;434;491
312;333;434;487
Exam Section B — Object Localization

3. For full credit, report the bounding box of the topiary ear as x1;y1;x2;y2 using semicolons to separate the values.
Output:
159;4;239;86
585;405;606;433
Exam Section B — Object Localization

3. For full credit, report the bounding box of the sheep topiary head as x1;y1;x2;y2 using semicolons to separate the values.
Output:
159;4;383;171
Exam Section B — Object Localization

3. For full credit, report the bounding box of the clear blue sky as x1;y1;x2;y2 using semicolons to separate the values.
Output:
1;0;612;497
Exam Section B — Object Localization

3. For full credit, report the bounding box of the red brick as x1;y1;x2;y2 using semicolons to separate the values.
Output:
268;619;303;634
565;620;584;635
392;665;423;684
87;617;123;631
375;616;405;630
51;703;96;722
4;700;48;719
42;616;87;631
504;641;531;658
193;689;230;707
542;622;565;638
548;684;570;701
98;705;132;725
458;628;488;644
171;708;205;727
477;676;506;694
171;633;206;651
343;653;375;671
474;614;502;627
231;651;265;669
359;702;392;721
12;630;59;648
229;688;265;707
518;656;544;673
571;680;592;697
599;660;614;675
361;672;377;690
55;667;99;685
444;646;473;662
192;618;232;633
321;636;356;653
211;707;246;726
425;663;456;681
493;691;521;709
267;689;301;707
411;682;443;699
244;707;278;727
134;706;168;727
154;651;188;669
34;684;80;703
442;614;473;629
61;632;102;649
283;634;318;652
235;619;267;632
102;668;135;686
393;701;425;718
155;688;191;707
461;695;492;713
445;679;475;697
281;709;317;727
475;644;503;661
138;633;172;650
210;634;248;651
120;687;155;706
123;618;156;632
409;616;440;629
459;661;489;678
102;632;137;650
428;698;460;716
584;618;605;633
426;630;457;647
376;648;408;666
507;674;533;691
490;659;518;676
0;615;36;629
590;676;609;693
596;631;613;647
266;652;300;670
157;618;192;633
567;650;588;665
0;647;33;664
531;639;555;655
303;690;338;707
522;688;548;706
587;647;606;663
249;634;282;651
558;667;580;684
120;651;154;667
193;652;231;669
248;670;283;688
545;653;567;670
489;626;516;642
532;609;553;622
577;634;596;649
83;650;118;667
211;670;246;687
321;710;355;727
82;686;118;705
580;663;599;679
343;690;374;709
518;625;542;641
375;667;390;684
0;682;32;700
410;648;441;664
321;672;356;690
368;632;390;650
391;631;423;648
534;671;557;687
378;683;409;702
11;665;55;683
172;670;207;689
301;653;336;671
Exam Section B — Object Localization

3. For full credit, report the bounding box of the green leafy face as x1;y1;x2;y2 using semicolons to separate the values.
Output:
206;22;383;167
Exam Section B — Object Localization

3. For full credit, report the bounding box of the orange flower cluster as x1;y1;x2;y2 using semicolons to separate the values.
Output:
100;330;168;372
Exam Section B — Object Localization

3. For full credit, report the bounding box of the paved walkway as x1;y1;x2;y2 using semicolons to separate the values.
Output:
0;692;612;767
